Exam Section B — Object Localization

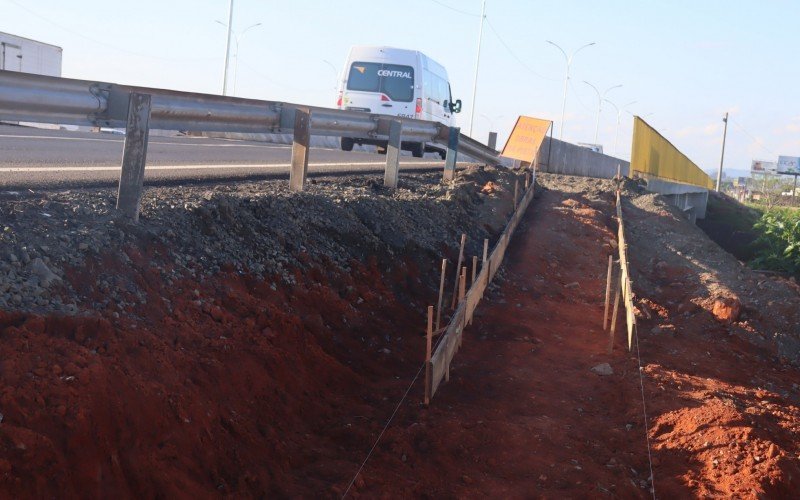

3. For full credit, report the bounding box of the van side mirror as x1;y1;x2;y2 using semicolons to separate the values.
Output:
450;99;462;113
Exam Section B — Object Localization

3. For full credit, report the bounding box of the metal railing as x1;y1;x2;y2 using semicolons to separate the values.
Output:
0;70;501;221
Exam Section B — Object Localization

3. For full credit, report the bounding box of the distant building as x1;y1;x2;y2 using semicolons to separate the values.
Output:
1;31;62;76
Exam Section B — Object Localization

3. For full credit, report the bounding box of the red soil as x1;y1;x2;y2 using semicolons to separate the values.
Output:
1;186;799;498
345;189;800;498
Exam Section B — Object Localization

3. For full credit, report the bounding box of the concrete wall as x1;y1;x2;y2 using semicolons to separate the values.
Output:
536;137;629;180
532;136;709;220
639;174;709;220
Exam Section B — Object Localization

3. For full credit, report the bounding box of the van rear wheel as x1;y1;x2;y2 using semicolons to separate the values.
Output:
411;142;424;158
341;137;354;152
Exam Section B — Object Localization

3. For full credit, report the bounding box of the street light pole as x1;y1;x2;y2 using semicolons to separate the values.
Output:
322;59;339;91
604;99;636;156
221;0;234;96
468;0;487;137
716;112;729;192
232;23;262;95
546;40;595;140
584;81;622;145
216;20;262;97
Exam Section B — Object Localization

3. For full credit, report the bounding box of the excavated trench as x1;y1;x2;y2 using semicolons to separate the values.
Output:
1;170;799;497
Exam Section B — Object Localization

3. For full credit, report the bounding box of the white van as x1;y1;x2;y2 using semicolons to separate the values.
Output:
336;45;462;158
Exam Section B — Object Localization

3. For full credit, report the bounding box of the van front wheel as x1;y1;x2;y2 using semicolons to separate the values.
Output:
411;142;424;158
341;137;354;152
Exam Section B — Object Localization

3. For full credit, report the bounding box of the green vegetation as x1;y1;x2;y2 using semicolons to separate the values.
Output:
697;194;765;262
752;208;800;276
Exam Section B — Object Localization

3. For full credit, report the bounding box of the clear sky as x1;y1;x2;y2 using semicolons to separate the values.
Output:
2;0;798;176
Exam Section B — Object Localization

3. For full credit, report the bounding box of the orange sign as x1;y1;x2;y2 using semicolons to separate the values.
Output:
501;116;552;162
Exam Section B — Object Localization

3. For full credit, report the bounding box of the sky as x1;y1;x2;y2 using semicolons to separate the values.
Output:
2;0;799;177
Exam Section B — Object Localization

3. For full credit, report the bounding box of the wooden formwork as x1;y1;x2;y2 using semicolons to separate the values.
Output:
427;172;537;402
613;190;637;350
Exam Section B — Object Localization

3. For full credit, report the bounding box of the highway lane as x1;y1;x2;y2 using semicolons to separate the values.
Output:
0;124;452;189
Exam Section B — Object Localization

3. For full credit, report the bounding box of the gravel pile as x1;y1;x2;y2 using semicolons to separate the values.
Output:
0;166;521;316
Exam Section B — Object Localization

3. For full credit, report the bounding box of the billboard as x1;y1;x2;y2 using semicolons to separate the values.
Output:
630;116;713;189
501;116;552;162
778;156;800;175
751;160;778;175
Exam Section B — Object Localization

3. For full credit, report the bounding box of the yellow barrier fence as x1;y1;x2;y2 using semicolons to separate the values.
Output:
630;116;714;189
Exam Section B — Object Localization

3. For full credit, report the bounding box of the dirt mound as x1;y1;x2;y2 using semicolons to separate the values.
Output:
0;167;529;496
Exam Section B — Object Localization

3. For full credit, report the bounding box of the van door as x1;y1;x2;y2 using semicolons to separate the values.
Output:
344;62;416;118
423;73;454;126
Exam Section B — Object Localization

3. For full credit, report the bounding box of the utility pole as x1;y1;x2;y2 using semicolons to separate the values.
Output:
467;0;487;138
716;112;729;192
221;0;234;96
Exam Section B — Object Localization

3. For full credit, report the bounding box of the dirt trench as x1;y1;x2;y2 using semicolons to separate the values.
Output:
0;172;799;497
345;176;800;498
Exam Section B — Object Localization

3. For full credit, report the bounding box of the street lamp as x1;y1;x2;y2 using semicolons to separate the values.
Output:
322;59;339;91
468;0;487;138
546;40;595;140
480;113;504;131
604;99;636;156
583;81;622;144
220;0;234;96
216;20;262;96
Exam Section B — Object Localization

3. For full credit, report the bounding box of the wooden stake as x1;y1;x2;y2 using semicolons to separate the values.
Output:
436;259;447;330
459;267;467;346
424;305;433;405
451;233;467;310
603;255;613;330
470;256;478;325
513;179;519;210
459;266;467;303
471;256;478;286
483;238;489;265
609;276;621;354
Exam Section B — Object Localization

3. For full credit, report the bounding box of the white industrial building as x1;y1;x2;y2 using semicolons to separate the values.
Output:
0;31;62;76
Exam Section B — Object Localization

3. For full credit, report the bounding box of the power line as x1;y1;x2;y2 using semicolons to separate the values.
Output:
237;60;330;93
728;115;776;157
567;79;596;114
429;0;480;16
484;17;557;82
4;0;216;63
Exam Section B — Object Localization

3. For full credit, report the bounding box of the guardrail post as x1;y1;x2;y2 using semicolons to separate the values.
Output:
289;109;311;192
384;120;402;188
442;126;460;182
116;92;152;222
487;131;497;150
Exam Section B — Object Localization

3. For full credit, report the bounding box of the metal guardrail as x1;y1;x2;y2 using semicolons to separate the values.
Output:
0;70;501;220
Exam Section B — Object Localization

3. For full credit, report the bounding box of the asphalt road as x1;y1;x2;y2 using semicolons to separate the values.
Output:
0;124;451;190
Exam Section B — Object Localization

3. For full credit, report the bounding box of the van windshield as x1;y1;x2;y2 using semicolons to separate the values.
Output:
347;62;415;102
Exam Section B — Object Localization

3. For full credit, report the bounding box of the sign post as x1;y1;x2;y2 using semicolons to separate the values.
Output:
501;116;553;171
778;156;800;205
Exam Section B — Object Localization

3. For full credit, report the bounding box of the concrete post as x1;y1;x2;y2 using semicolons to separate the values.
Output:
443;126;460;182
289;109;311;192
116;92;152;222
487;131;497;151
384;120;402;188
